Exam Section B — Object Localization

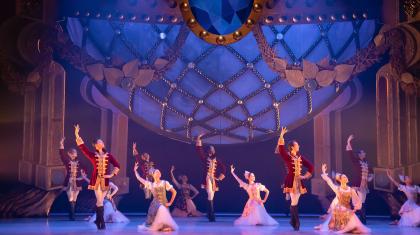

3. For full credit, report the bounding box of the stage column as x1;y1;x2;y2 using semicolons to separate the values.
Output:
18;85;38;185
109;111;130;195
35;61;67;190
311;113;333;210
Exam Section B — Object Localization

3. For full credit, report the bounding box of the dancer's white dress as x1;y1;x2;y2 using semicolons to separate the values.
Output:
234;182;278;226
397;184;420;227
88;182;129;223
315;173;370;234
138;180;178;231
88;200;129;223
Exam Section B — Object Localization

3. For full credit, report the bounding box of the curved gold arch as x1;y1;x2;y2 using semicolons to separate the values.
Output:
178;0;266;45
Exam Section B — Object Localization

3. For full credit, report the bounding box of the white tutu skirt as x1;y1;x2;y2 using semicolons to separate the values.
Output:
139;204;178;231
315;213;370;234
234;200;278;226
88;200;129;223
399;201;420;227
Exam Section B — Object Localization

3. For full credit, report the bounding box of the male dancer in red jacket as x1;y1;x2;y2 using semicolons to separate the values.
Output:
276;127;314;231
195;134;226;222
75;124;120;230
58;137;85;220
346;134;373;224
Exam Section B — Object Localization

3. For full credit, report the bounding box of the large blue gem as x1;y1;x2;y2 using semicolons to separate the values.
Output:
190;0;253;35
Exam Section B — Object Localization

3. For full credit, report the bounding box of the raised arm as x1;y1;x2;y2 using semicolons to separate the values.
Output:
320;164;338;194
58;137;68;164
195;134;206;162
132;142;142;163
346;134;354;151
74;124;95;160
170;165;181;189
133;162;148;185
346;134;359;163
230;165;246;188
276;127;291;162
386;169;400;188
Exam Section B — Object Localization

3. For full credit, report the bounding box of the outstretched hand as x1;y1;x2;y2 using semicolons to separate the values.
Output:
230;165;235;173
171;165;175;172
347;134;354;143
196;133;204;141
322;163;327;174
60;137;65;145
280;126;288;137
134;162;139;171
74;124;80;136
132;142;138;155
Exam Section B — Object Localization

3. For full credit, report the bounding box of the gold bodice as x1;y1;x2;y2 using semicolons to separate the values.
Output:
152;182;168;205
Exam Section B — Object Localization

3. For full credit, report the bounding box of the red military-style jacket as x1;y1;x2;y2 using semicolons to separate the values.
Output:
196;145;226;191
133;153;156;187
347;150;371;188
77;144;120;190
277;144;314;194
59;149;85;188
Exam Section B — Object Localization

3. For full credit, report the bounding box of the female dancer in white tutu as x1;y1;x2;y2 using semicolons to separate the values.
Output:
230;165;278;226
170;165;204;217
386;170;420;227
134;162;178;232
315;164;370;233
83;171;129;223
319;172;340;221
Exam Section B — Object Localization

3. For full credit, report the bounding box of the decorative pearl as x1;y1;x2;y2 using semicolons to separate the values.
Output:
188;62;195;69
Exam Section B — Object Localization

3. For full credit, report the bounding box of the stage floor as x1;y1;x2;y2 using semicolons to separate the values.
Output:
0;215;417;235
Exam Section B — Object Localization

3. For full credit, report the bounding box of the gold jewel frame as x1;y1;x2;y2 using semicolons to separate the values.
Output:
178;0;266;45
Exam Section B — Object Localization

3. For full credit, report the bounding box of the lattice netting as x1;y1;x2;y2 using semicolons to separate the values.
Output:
67;18;376;144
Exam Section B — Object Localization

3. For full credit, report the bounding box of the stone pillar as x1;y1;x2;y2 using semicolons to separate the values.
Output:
100;108;110;143
311;113;332;196
404;88;419;182
109;112;130;195
35;61;67;190
18;85;37;184
373;64;403;192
